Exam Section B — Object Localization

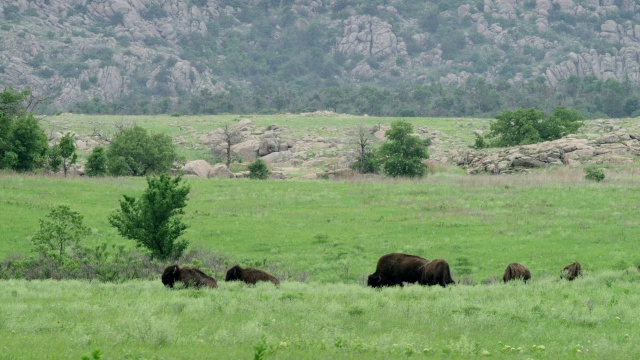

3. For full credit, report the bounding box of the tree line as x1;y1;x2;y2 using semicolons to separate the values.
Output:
72;76;640;119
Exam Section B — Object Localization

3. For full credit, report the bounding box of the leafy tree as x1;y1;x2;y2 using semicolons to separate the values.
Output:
0;88;48;171
376;121;428;177
488;107;583;147
247;159;270;179
85;146;108;176
539;106;584;140
31;205;91;261
109;175;190;260
489;108;543;146
106;126;179;176
47;144;63;172
7;110;48;171
59;133;78;177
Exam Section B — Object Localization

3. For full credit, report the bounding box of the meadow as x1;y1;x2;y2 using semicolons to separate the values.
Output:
2;273;640;359
2;114;640;358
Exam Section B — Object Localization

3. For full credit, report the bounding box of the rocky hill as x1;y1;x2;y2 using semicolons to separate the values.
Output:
2;0;640;114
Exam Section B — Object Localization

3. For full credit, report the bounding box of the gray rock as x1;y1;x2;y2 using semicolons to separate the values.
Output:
209;164;234;178
182;160;214;178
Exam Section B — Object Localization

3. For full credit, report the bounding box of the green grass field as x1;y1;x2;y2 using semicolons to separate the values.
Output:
2;170;640;282
3;114;640;358
2;274;640;359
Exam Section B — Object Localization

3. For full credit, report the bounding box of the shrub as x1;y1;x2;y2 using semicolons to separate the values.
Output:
247;159;270;179
376;121;429;177
106;126;179;176
85;146;108;176
472;133;488;149
488;107;583;147
350;151;377;174
109;175;190;260
585;167;605;182
31;205;91;261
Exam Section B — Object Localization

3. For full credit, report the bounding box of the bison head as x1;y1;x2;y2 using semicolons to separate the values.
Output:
162;264;180;288
225;265;243;281
367;273;383;288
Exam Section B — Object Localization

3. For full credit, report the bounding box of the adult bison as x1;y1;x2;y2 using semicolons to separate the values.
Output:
367;253;429;288
161;265;218;289
502;263;531;283
561;262;582;281
419;259;455;287
225;265;280;285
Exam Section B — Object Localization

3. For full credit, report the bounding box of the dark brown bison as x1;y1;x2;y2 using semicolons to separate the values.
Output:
419;259;455;287
225;265;280;285
161;265;218;289
503;263;531;283
367;253;429;287
561;262;582;281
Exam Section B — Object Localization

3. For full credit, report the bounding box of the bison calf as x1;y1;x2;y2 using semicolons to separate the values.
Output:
419;259;455;287
161;265;218;289
367;253;429;288
561;262;582;281
503;263;531;283
225;265;280;285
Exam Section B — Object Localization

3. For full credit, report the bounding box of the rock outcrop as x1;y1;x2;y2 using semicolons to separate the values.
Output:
454;133;640;174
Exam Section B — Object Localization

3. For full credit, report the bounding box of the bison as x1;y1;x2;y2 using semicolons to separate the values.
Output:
161;265;218;289
419;259;455;287
225;265;280;285
502;263;531;283
367;253;429;288
561;262;582;281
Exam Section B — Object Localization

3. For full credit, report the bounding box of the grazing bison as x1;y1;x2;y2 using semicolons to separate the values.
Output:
161;265;218;289
561;262;582;281
419;259;455;287
367;253;429;288
502;263;531;283
225;265;280;285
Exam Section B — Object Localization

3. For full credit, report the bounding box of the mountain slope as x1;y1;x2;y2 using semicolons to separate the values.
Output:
1;0;639;114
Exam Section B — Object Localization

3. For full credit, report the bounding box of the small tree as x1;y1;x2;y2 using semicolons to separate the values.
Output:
247;159;270;179
351;124;377;174
0;88;49;172
85;146;108;176
109;175;190;260
31;205;91;261
59;133;78;177
47;144;63;172
376;121;429;177
216;124;242;168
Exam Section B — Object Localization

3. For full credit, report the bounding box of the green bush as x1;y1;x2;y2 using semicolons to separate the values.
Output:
0;88;49;172
350;151;377;174
247;159;270;179
106;126;179;176
31;205;91;261
376;121;429;177
488;107;584;147
86;146;108;176
585;167;605;182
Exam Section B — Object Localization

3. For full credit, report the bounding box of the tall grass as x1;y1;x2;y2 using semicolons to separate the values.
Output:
1;273;639;359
